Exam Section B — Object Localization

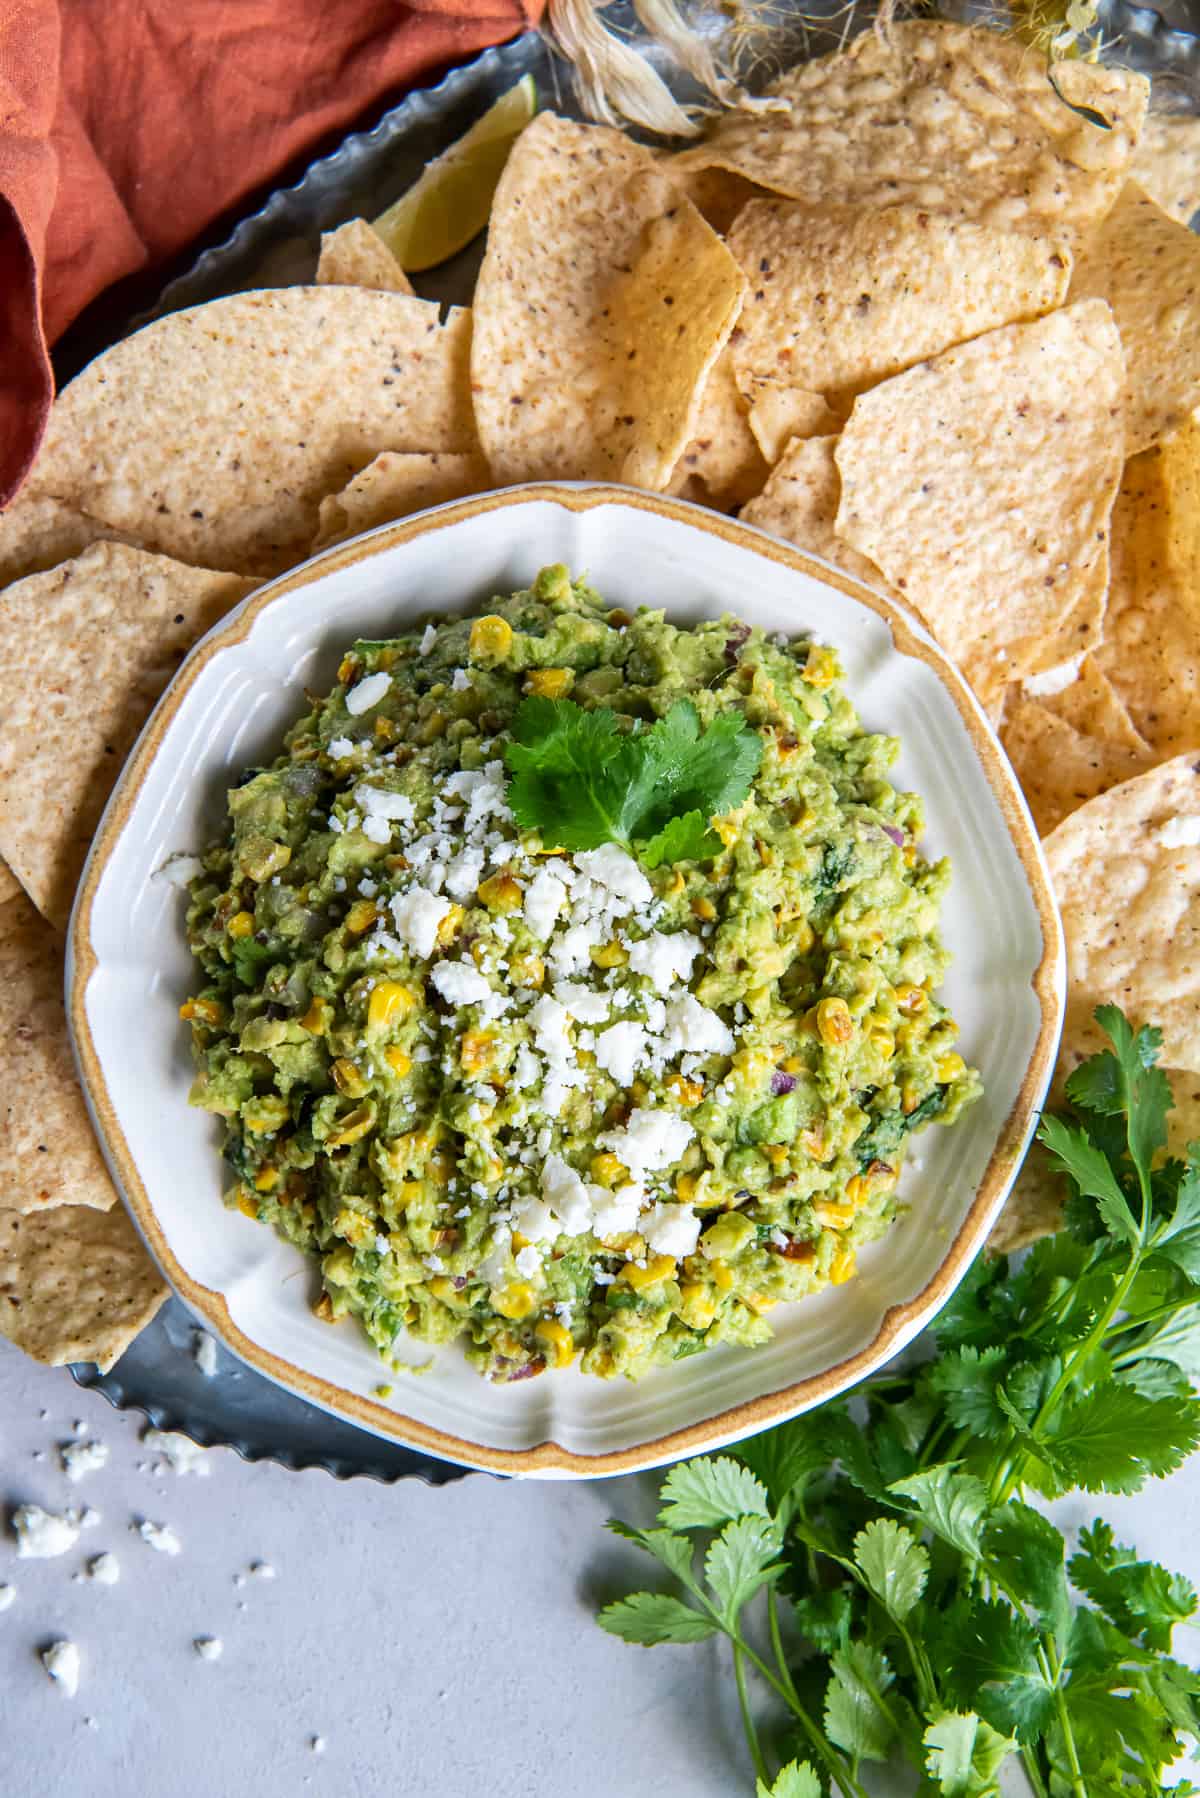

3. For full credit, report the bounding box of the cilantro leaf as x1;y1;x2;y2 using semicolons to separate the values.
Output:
597;1592;718;1645
1069;1521;1197;1651
889;1467;989;1559
1037;1114;1138;1245
503;697;761;862
983;1503;1069;1645
606;1521;697;1590
790;1586;856;1655
925;1345;1011;1439
755;1761;821;1798
658;1456;770;1531
1125;1304;1200;1379
852;1519;929;1622
704;1515;784;1618
931;1597;1054;1743
733;1417;830;1508
923;1712;1016;1797
1044;1382;1200;1493
823;1642;897;1762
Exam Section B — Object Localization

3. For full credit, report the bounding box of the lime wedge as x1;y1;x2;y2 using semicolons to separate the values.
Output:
372;76;537;272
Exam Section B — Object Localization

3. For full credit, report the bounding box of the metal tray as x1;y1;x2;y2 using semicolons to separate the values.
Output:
70;0;1200;1482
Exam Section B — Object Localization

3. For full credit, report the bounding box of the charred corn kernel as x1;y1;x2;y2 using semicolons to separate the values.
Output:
384;1047;412;1078
535;1317;576;1366
331;1057;369;1098
179;997;223;1025
590;1152;628;1188
417;709;447;744
227;910;255;939
667;1074;704;1107
242;838;292;882
903;844;917;867
710;1259;734;1293
799;1127;827;1161
429;1277;458;1304
461;1030;497;1074
435;903;464;946
901;1083;921;1115
345;899;378;934
509;952;544;988
830;1244;857;1285
332;1205;373;1244
763;1143;789;1167
299;996;332;1033
678;1283;717;1329
894;983;927;1016
469;615;513;659
590;941;627;969
665;869;686;896
337;655;357;683
525;667;573;699
313;1291;335;1323
253;1166;279;1192
745;1292;777;1315
801;644;839;689
781;1055;804;1076
712;817;739;848
787;919;814;952
477;872;522;911
756;839;775;868
373;716;397;745
623;1254;676;1291
601;1230;645;1258
383;1126;440;1173
494;1283;536;1320
237;1188;259;1218
368;981;416;1030
816;997;854;1046
813;1200;857;1229
936;1052;967;1082
845;1175;868;1207
243;1096;289;1134
691;896;717;922
869;1026;895;1060
675;1172;700;1203
326;1103;376;1148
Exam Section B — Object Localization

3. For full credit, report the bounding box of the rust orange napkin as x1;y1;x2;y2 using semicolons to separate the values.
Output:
0;0;543;505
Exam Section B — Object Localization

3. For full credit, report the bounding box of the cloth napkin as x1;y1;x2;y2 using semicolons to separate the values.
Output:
0;0;543;506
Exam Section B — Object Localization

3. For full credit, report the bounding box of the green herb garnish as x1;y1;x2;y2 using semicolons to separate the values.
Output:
598;1007;1200;1797
503;695;762;866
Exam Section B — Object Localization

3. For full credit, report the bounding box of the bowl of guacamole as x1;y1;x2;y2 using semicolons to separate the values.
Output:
180;563;981;1385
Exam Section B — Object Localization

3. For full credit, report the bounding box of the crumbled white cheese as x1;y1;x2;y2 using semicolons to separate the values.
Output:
598;1108;695;1180
194;1637;224;1661
513;1245;542;1279
345;671;392;715
41;1640;80;1697
193;1330;218;1378
548;921;599;980
13;1506;80;1559
86;1554;120;1586
419;623;438;655
430;959;491;1008
662;993;735;1057
153;853;205;888
642;1202;701;1259
0;1583;15;1611
444;845;486;901
553;981;610;1025
523;866;569;939
136;1520;182;1556
389;886;452;959
328;735;355;758
356;784;415;827
143;1429;210;1476
361;814;391;845
593;1020;649;1086
451;669;472;692
590;1184;644;1240
627;930;702;994
61;1440;109;1483
575;844;652;908
1021;655;1083;699
1160;815;1200;849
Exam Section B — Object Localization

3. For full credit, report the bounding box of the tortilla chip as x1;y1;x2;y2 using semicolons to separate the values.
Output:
28;288;477;576
316;218;414;294
312;450;490;551
743;379;842;466
835;301;1125;689
0;495;142;590
470;114;746;489
664;160;763;234
673;22;1147;244
0;860;21;906
1168;1067;1200;1159
0;892;117;1215
666;347;768;510
1002;657;1156;835
0;1203;166;1371
987;1143;1066;1255
1130;113;1200;225
0;543;254;928
1045;753;1200;1077
1097;431;1200;754
1070;183;1200;454
741;434;893;589
728;201;1072;408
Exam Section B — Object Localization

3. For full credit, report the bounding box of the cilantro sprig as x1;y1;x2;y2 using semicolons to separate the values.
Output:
503;696;762;867
598;1007;1200;1797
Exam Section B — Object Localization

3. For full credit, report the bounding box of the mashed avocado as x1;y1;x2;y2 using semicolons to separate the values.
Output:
182;565;980;1382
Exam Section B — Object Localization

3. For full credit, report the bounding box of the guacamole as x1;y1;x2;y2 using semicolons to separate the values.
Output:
182;566;980;1382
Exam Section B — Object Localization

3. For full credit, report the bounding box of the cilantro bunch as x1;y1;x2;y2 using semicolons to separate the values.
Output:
503;696;762;866
599;1008;1200;1796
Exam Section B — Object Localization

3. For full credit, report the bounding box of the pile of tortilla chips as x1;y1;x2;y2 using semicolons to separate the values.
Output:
3;19;1200;1368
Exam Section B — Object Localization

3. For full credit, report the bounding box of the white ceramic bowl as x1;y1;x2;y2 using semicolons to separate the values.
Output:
68;485;1063;1478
